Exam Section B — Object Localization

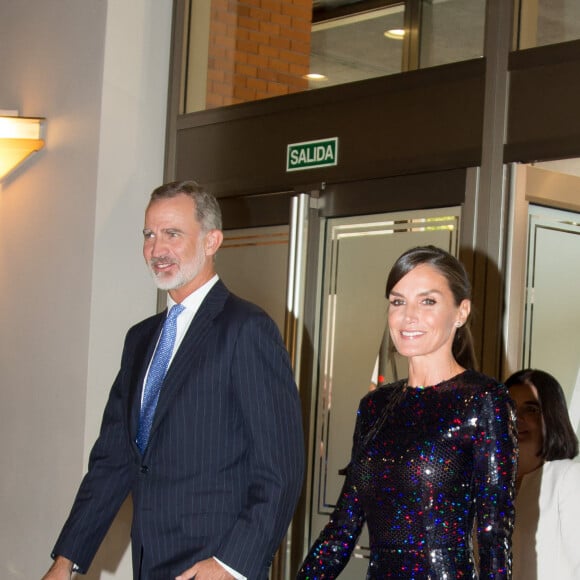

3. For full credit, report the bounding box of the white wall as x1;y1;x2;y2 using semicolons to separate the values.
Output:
0;1;172;578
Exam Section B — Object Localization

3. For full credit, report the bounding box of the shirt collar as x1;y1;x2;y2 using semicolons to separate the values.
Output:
166;274;219;313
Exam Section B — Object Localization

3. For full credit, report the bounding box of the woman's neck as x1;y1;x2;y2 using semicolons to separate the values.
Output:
407;358;465;388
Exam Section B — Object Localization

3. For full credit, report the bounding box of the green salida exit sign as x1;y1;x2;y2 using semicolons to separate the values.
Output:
286;137;338;172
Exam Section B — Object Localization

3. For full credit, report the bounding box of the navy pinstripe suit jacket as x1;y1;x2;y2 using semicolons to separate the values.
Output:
52;281;305;579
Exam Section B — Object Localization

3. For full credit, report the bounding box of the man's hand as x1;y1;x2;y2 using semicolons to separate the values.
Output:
176;557;235;580
41;556;73;580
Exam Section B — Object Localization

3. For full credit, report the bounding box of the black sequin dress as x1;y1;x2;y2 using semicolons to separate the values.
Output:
297;370;517;579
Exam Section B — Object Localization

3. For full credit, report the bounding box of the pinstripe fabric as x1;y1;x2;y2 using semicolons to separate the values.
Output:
52;281;305;580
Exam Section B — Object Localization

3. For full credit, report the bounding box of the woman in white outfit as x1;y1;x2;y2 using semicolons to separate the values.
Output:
506;368;580;580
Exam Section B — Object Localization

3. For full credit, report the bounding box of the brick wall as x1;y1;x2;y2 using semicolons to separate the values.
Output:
206;0;312;108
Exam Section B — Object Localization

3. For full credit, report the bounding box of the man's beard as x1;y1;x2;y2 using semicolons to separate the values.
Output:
147;251;205;291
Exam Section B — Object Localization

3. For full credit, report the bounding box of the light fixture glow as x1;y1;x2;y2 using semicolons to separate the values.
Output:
303;73;328;81
0;114;45;180
384;28;405;40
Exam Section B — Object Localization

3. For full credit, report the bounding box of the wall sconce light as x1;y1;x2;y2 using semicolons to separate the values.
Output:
0;112;45;180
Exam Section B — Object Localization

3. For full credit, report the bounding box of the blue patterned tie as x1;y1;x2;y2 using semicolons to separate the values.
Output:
136;303;185;452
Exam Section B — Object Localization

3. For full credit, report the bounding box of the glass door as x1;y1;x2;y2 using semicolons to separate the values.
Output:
505;163;580;441
216;225;290;333
523;205;580;438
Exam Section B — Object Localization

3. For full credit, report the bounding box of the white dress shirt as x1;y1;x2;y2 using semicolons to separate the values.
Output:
166;274;220;360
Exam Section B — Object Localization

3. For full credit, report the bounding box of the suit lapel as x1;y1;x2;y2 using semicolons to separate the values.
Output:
145;281;230;450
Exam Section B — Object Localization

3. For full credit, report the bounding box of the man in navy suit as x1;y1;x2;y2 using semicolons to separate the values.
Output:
42;181;305;580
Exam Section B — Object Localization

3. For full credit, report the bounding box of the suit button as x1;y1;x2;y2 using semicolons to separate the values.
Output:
140;465;149;474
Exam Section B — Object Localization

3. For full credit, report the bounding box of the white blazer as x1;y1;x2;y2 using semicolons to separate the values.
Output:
512;459;580;580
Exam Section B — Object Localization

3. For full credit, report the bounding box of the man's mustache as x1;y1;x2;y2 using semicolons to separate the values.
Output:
149;256;177;267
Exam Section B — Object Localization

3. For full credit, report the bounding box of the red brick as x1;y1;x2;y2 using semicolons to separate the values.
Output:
271;12;292;27
257;67;278;81
267;81;290;96
247;76;269;91
293;0;313;9
249;6;270;21
206;95;224;109
283;27;310;44
290;39;310;54
217;12;237;26
211;0;229;12
279;49;309;66
205;0;315;106
211;80;234;96
248;30;271;44
237;4;252;17
281;3;311;19
290;17;311;32
268;57;290;72
237;38;259;53
259;21;281;35
261;0;282;12
234;50;249;64
235;62;258;76
289;62;309;76
238;16;261;30
234;84;258;100
275;71;301;85
270;35;291;50
258;44;280;59
212;39;233;50
208;45;227;59
247;53;270;68
207;68;226;82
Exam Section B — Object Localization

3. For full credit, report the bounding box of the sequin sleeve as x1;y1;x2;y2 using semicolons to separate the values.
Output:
296;403;370;579
473;382;517;579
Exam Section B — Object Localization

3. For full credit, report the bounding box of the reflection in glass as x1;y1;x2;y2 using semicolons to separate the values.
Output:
309;5;405;88
419;0;485;68
518;0;580;49
179;0;505;112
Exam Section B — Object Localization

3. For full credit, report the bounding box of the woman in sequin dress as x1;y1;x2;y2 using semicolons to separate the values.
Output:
297;246;517;579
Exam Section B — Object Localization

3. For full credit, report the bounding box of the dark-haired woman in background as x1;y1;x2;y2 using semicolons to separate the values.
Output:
506;368;580;579
297;246;517;579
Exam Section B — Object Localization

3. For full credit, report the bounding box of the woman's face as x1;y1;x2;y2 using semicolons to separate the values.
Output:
387;263;470;364
509;381;545;479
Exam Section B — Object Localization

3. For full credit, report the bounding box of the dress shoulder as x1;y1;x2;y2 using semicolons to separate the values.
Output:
451;369;510;399
358;380;405;419
454;369;500;388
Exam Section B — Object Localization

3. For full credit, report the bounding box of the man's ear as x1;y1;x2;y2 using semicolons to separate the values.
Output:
205;229;224;256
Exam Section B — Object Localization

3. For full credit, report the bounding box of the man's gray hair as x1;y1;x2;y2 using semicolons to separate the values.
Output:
149;180;222;232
